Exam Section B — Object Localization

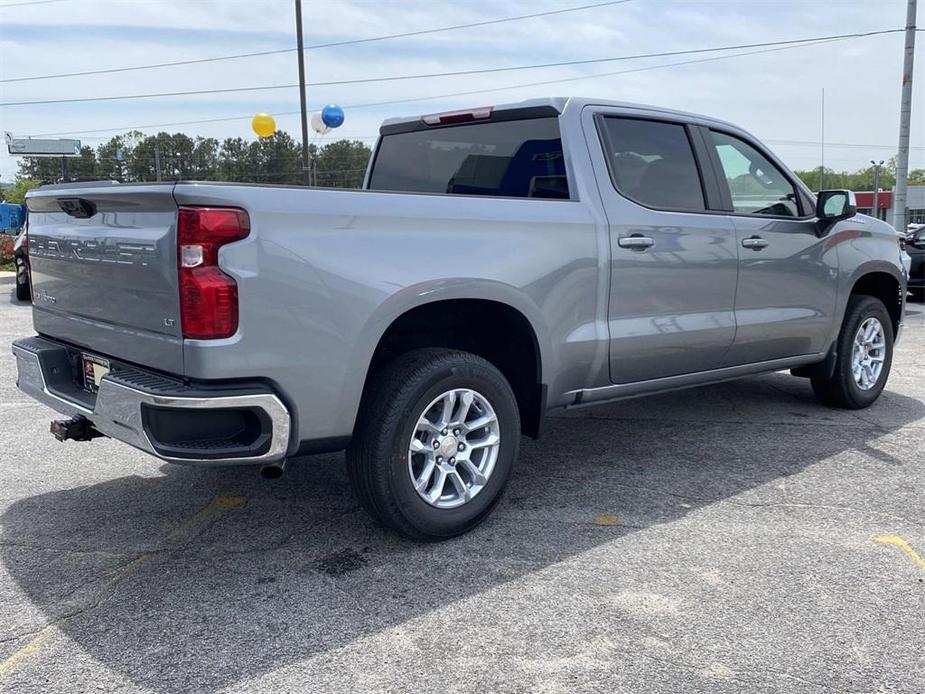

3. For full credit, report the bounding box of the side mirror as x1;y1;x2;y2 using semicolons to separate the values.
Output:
816;190;857;222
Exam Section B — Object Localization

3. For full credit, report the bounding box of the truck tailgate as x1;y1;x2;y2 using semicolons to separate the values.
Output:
25;184;184;374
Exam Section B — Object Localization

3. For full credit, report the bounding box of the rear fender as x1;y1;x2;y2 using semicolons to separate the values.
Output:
336;279;553;434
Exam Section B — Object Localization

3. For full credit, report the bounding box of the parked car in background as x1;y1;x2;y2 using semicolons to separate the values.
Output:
907;223;925;301
0;202;30;301
11;97;908;540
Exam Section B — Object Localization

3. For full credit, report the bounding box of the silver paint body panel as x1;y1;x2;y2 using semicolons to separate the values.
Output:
18;97;907;462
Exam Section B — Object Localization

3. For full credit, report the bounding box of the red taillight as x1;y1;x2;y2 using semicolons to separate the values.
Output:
177;206;250;339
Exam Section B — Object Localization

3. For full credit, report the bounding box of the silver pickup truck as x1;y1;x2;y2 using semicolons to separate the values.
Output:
13;97;907;540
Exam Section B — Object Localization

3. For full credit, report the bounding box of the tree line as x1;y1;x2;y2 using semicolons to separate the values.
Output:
792;157;925;192
7;130;373;199
5;131;924;203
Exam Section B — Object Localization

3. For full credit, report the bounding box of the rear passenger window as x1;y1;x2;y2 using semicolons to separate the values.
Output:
368;117;570;199
600;117;706;211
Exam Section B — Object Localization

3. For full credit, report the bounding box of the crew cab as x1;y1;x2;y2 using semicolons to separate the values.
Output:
12;97;907;539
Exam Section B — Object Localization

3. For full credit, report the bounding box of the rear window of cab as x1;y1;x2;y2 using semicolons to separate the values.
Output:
368;117;570;200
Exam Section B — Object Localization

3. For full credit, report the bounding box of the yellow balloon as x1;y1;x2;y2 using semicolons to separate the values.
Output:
251;113;276;138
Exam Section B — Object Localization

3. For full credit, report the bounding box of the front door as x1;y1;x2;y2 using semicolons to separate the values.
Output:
591;113;739;384
704;129;839;364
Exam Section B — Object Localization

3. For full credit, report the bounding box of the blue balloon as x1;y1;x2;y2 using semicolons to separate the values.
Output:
321;104;345;129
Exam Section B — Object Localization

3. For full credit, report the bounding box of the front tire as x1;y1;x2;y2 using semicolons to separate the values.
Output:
811;295;893;409
346;349;520;541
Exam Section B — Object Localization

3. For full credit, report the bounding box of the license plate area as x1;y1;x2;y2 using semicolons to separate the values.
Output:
81;353;110;394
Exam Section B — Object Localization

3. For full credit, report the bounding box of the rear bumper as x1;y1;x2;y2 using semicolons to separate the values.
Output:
12;336;290;466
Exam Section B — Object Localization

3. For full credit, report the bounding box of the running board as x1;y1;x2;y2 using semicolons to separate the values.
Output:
566;353;826;408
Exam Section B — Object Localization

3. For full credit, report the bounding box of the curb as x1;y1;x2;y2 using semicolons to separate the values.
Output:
0;272;16;286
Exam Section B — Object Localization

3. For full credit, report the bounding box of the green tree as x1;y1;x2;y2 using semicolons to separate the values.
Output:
3;176;41;203
8;129;374;188
16;155;64;184
16;145;98;183
217;137;251;182
69;145;100;181
793;162;898;192
313;139;372;188
96;132;142;182
189;137;220;180
216;132;305;184
247;131;304;185
128;132;199;181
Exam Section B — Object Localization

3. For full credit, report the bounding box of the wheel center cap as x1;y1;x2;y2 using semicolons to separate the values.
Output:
440;436;459;458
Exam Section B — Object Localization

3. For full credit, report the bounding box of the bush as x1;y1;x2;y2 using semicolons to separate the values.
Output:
0;235;14;270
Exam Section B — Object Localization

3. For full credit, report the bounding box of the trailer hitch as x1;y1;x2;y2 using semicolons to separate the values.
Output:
50;416;105;442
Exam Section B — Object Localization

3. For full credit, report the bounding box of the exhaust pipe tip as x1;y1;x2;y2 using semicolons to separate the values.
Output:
260;460;286;480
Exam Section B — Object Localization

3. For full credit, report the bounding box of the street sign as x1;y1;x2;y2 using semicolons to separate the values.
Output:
5;133;81;158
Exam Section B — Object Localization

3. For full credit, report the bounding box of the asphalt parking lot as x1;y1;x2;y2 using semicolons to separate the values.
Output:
1;290;923;694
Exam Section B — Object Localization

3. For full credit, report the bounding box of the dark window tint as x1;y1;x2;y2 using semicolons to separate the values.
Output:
368;117;569;199
601;117;705;210
710;131;799;217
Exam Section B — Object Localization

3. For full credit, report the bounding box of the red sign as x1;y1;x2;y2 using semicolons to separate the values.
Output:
853;191;893;209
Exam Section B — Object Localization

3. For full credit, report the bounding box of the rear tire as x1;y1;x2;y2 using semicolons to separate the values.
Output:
346;348;520;541
811;295;893;409
910;288;924;303
14;258;29;302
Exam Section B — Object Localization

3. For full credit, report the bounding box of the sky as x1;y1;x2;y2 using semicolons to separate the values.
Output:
0;0;922;184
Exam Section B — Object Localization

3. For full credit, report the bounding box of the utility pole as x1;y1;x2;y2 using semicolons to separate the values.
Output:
870;160;884;220
154;144;163;182
818;88;825;192
893;0;917;232
295;0;311;187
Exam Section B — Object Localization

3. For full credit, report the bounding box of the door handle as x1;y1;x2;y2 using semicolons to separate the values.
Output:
618;235;654;250
741;236;769;250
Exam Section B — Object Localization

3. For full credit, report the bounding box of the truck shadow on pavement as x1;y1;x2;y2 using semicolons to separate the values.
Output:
2;373;923;692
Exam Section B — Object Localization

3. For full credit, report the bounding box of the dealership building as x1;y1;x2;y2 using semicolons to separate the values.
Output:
854;184;925;226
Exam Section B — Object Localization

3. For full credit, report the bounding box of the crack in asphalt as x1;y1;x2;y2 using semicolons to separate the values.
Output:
0;541;150;556
0;550;159;646
0;496;247;664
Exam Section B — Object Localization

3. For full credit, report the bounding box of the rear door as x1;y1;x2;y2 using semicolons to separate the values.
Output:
701;128;838;364
587;109;739;384
25;183;184;373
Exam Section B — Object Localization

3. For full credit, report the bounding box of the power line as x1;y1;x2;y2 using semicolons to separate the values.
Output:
0;28;905;108
27;34;891;138
0;0;69;7
0;0;634;83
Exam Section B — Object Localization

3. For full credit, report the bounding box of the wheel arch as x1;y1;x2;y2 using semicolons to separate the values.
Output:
846;266;904;338
347;281;553;439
